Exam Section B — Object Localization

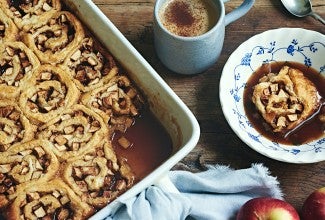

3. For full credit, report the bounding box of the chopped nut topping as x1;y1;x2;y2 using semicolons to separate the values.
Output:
118;136;131;149
0;164;12;173
70;50;81;61
34;206;46;218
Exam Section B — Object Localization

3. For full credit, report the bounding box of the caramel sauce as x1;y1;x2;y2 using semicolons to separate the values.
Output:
244;61;325;145
112;108;173;180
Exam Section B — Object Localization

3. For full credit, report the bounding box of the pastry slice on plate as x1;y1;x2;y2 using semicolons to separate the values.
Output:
252;65;321;133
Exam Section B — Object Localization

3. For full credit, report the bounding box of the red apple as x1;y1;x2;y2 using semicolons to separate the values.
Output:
236;197;300;220
301;187;325;220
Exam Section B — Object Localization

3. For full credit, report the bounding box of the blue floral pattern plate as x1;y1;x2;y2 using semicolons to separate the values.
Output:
220;28;325;163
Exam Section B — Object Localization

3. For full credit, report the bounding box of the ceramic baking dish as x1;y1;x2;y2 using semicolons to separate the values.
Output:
64;0;200;218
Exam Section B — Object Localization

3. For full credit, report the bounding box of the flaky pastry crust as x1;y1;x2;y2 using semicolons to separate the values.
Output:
60;37;118;92
252;65;321;133
0;8;18;42
19;64;80;125
0;41;40;99
0;0;61;31
0;139;59;209
0;100;35;152
37;104;109;161
63;140;134;208
22;11;84;64
6;179;94;220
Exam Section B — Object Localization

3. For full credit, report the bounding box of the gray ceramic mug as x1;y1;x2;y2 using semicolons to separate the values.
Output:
154;0;255;75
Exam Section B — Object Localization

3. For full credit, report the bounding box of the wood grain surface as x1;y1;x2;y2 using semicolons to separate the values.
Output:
93;0;325;214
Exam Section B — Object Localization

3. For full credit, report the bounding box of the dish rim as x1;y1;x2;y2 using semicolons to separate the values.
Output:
220;27;325;164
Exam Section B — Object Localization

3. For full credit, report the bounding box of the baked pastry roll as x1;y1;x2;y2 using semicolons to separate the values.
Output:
60;37;118;92
0;8;18;42
19;64;79;125
63;140;135;208
5;179;94;220
0;0;61;31
0;100;35;152
81;75;144;130
0;139;59;209
37;104;109;160
252;65;321;133
0;41;40;99
22;11;84;64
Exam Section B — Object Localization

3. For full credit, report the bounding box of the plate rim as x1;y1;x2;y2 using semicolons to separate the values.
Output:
219;27;325;164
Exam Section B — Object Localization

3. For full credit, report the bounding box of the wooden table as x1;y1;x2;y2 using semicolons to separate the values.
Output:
94;0;325;215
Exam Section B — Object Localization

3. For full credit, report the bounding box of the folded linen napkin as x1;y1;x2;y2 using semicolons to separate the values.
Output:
104;163;283;220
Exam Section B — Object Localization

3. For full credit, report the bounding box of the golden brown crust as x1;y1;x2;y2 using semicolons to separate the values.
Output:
0;41;40;99
0;139;59;209
60;37;118;92
0;100;35;152
0;0;61;31
252;65;321;133
19;64;80;125
0;1;142;219
5;179;94;220
63;140;134;208
37;104;110;161
81;75;144;130
0;8;18;42
22;11;84;64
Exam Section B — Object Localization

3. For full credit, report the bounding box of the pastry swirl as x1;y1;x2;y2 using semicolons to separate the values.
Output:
22;11;84;64
63;140;134;208
81;75;144;130
0;100;35;152
0;8;18;42
0;1;141;218
5;179;94;220
252;66;321;133
60;37;118;92
0;41;40;99
19;64;79;124
0;139;59;209
0;0;61;31
37;104;109;160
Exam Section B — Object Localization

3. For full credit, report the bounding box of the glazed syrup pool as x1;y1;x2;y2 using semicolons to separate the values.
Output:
112;108;173;181
243;61;325;146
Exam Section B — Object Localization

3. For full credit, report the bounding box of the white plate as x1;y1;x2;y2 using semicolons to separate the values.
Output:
220;28;325;163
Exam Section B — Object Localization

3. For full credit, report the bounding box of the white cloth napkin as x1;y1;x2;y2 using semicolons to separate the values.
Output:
104;163;283;220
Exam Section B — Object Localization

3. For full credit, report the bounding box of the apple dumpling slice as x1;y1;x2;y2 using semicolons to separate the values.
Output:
81;75;144;130
5;180;94;220
60;37;118;92
0;0;61;31
63;140;135;208
19;64;79;125
0;8;18;43
37;104;109;160
0;139;59;209
0;41;40;99
22;11;84;64
252;65;321;133
0;101;35;152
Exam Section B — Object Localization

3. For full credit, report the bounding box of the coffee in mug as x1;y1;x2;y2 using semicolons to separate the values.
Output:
159;0;218;37
154;0;255;74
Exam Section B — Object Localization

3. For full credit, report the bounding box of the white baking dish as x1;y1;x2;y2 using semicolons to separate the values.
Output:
64;0;200;218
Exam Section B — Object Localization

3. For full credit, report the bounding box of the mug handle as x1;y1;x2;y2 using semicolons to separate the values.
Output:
224;0;255;26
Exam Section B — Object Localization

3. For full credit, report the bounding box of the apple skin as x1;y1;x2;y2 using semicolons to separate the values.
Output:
236;197;300;220
301;187;325;220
